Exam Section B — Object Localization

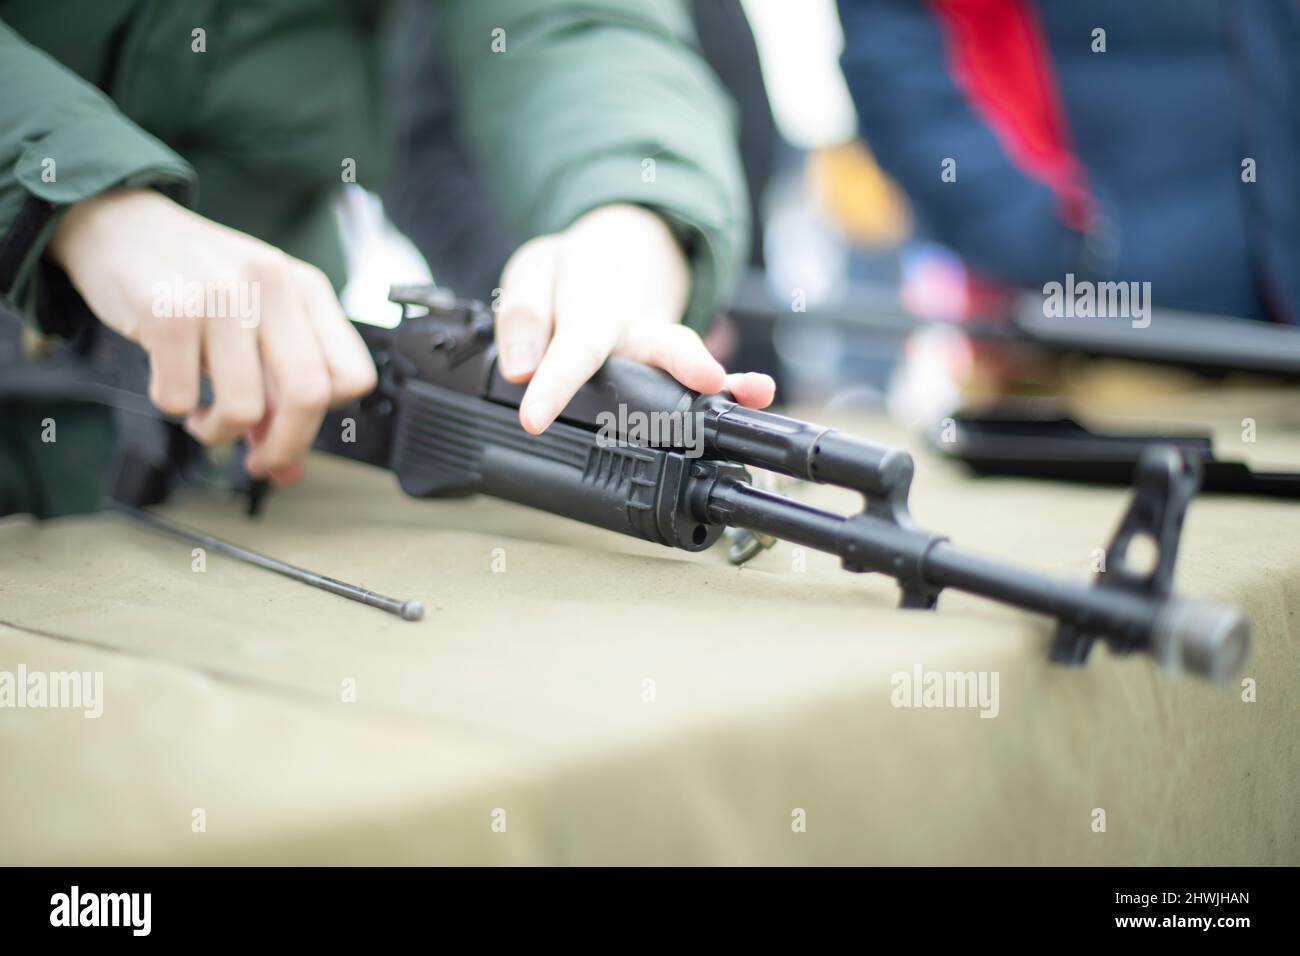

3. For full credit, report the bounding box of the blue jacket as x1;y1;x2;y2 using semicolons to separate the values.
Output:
839;0;1300;323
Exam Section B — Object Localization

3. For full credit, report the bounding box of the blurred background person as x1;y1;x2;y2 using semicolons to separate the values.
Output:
835;0;1300;416
838;0;1299;325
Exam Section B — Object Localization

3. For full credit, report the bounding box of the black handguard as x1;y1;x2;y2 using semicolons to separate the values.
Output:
314;287;743;552
315;286;1250;683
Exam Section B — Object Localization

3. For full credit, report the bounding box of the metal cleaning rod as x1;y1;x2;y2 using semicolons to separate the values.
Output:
109;501;424;621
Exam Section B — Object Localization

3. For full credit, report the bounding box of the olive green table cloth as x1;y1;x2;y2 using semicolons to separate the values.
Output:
1;388;1296;864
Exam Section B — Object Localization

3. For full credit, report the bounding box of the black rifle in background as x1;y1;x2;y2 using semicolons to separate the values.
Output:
726;277;1300;391
931;410;1300;498
1010;296;1300;380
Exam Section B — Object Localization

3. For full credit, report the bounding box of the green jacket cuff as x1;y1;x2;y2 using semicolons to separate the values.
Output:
2;113;195;333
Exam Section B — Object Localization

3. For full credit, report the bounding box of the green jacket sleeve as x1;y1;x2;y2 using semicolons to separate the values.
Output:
0;18;196;332
439;0;749;331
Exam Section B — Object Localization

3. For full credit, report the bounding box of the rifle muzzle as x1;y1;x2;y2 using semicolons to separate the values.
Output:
1149;599;1251;682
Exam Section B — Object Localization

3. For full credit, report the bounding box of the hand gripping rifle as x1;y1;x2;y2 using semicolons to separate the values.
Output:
314;286;1250;682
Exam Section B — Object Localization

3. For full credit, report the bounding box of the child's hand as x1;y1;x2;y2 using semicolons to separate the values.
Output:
48;187;377;485
492;203;775;434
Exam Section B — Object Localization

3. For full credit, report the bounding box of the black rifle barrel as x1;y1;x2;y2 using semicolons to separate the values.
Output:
706;477;1248;681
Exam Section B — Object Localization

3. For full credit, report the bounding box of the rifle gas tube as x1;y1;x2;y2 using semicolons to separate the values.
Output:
315;287;1250;682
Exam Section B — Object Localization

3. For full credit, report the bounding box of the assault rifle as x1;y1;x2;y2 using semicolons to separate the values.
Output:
313;286;1251;682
